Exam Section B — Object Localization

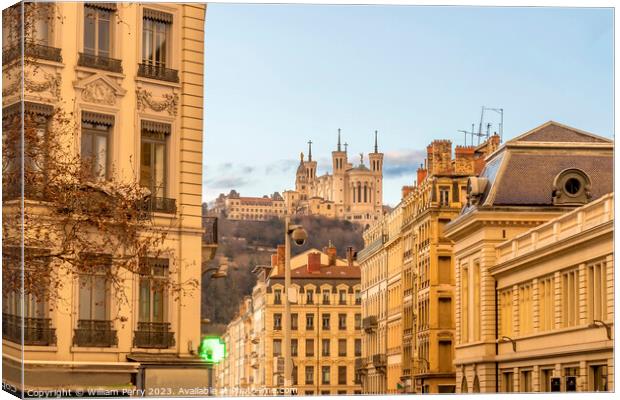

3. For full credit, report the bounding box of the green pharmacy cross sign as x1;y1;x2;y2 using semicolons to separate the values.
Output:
198;336;227;364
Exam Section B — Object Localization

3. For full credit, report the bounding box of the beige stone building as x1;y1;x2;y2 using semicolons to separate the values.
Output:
217;244;363;395
444;121;614;393
217;297;254;392
2;2;211;394
212;189;286;221
285;131;384;227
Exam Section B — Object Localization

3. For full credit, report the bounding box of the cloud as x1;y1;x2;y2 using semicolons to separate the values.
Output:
265;159;298;174
382;149;426;179
205;176;249;188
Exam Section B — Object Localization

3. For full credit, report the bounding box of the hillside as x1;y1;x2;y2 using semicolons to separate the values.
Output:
201;211;364;334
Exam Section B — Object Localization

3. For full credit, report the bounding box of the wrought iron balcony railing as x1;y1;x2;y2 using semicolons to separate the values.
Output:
362;316;378;333
138;196;177;215
73;319;118;347
2;313;57;346
137;63;179;83
372;354;387;368
133;322;175;349
78;52;123;73
3;43;62;65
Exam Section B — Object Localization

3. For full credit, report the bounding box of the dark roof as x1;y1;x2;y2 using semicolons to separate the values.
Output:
491;154;613;206
271;264;360;279
510;121;612;143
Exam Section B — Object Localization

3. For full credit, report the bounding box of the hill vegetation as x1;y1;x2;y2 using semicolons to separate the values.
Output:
201;210;364;334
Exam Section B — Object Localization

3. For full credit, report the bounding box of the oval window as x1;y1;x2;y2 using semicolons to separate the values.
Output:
564;177;581;195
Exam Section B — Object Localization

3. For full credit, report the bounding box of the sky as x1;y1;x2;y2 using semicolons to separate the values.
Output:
202;4;613;206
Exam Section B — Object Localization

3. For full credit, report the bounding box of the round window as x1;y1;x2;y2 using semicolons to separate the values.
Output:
564;177;582;195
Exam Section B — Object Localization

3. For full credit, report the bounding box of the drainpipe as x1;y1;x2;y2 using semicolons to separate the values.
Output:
494;279;499;393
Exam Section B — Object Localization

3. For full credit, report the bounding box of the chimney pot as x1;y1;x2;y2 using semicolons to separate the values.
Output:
277;245;285;275
307;252;321;273
346;247;355;267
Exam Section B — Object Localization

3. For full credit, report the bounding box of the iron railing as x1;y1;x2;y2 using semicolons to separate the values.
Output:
372;354;387;368
137;63;179;83
362;316;378;333
2;313;57;346
133;322;175;349
73;319;118;347
3;43;62;65
139;196;177;214
78;52;123;73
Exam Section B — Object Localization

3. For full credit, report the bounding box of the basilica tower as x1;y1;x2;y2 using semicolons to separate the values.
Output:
332;129;348;206
368;130;384;210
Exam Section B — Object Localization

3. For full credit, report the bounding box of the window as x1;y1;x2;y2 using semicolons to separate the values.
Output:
273;313;282;330
339;290;347;304
338;339;347;356
354;313;361;330
291;313;298;330
306;313;314;330
322;313;330;330
461;263;469;342
306;289;314;304
274;289;282;304
562;268;579;327
520;370;532;392
305;339;314;356
338;313;347;330
322;339;330;356
354;339;362;356
540;368;553;392
438;298;452;329
322;289;330;304
588;260;607;321
84;4;113;57
355;289;361;304
273;339;282;356
338;366;347;385
78;254;111;321
322;366;331;384
305;366;314;384
291;339;298;357
519;284;533;335
539;276;554;331
292;365;298;385
142;9;171;68
499;289;513;336
438;340;452;372
138;258;168;323
590;365;608;391
439;186;450;206
81;113;113;179
140;121;169;199
501;371;514;392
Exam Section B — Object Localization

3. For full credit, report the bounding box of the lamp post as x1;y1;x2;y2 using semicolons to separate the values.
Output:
589;319;612;340
283;214;307;388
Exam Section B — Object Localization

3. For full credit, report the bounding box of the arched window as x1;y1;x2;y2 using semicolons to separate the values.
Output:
357;182;362;203
364;184;368;203
473;375;480;393
461;376;468;393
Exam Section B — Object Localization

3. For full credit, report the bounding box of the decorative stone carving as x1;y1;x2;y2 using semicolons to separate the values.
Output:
2;70;61;99
136;89;178;116
82;80;116;105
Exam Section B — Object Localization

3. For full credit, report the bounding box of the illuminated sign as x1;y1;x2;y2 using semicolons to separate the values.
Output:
198;336;226;364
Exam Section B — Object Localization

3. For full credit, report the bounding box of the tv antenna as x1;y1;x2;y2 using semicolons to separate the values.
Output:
479;106;504;142
458;123;485;146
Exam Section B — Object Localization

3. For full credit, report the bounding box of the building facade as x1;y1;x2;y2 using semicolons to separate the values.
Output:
444;121;614;393
285;131;384;227
2;2;210;394
212;190;286;221
217;245;363;395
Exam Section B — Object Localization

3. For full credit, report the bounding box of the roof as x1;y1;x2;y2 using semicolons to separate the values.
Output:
271;263;361;279
473;121;613;207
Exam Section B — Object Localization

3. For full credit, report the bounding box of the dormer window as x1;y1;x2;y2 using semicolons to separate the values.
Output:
552;168;591;206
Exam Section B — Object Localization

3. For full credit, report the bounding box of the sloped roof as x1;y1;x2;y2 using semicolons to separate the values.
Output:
509;121;612;144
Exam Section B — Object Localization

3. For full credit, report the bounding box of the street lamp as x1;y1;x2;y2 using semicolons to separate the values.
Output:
498;336;517;352
589;320;612;340
283;214;307;388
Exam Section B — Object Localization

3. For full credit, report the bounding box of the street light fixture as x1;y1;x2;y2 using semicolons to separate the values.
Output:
498;336;517;352
283;214;307;388
589;320;612;340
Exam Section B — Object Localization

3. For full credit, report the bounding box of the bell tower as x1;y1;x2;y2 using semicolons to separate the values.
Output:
332;129;348;206
368;130;384;211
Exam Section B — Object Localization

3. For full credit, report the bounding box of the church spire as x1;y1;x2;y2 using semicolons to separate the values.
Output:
308;140;313;161
374;130;378;153
337;128;342;152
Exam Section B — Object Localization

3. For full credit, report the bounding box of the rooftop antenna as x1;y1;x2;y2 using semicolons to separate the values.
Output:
457;123;477;146
483;107;504;141
486;122;492;138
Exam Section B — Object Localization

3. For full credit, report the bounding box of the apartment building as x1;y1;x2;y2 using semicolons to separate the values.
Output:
2;2;210;394
444;121;614;393
213;189;286;221
218;297;254;391
218;244;363;395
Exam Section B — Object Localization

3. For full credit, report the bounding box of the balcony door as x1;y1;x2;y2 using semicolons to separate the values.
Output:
84;3;114;57
140;121;169;200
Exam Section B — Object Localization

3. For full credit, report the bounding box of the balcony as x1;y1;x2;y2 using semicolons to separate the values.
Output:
362;316;378;333
355;357;367;372
372;354;387;368
137;63;179;83
73;319;118;347
139;196;177;215
3;42;62;65
133;322;175;349
2;314;56;346
78;52;122;73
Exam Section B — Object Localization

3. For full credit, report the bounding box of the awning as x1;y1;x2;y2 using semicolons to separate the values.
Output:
143;8;173;24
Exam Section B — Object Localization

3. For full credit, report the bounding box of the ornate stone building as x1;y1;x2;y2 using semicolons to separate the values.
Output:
212;190;286;221
444;121;613;393
2;2;211;394
284;131;384;227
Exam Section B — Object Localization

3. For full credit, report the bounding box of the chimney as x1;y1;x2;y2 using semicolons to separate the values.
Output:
270;253;278;268
417;165;427;187
326;241;337;266
276;244;285;275
307;252;321;273
346;247;355;267
402;185;415;199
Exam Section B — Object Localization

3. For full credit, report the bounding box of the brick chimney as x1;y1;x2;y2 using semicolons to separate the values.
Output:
454;145;476;175
402;185;415;199
346;247;355;267
427;140;453;175
417;165;427;187
276;244;285;275
326;242;337;266
307;252;321;273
